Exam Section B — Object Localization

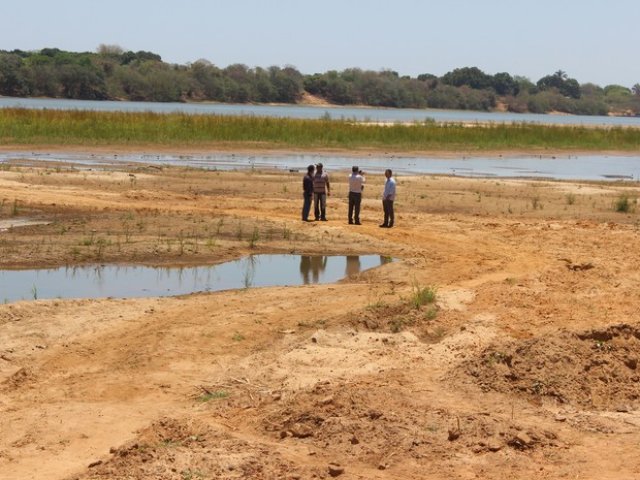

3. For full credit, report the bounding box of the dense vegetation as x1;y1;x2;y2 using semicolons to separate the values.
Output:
0;46;639;116
2;108;639;152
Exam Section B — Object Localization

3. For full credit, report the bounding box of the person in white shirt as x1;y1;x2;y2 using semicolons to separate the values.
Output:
380;169;396;228
347;166;365;225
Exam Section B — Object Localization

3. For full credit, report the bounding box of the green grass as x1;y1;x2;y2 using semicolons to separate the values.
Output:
410;283;437;309
196;390;229;402
232;331;245;341
614;195;633;213
1;108;639;151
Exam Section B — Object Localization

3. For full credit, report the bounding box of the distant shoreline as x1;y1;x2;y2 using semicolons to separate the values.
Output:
2;94;639;120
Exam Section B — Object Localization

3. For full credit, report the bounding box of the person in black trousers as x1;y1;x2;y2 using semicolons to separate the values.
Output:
301;164;314;221
347;166;365;224
380;169;396;228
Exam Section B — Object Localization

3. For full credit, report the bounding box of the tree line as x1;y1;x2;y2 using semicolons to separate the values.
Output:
0;46;638;116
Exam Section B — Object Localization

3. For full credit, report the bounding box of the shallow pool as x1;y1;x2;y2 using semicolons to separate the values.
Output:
0;254;392;303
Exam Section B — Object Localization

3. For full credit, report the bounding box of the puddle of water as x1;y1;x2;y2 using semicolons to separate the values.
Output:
0;254;391;303
0;218;50;232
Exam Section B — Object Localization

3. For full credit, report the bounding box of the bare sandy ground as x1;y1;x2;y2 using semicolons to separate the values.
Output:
1;151;640;479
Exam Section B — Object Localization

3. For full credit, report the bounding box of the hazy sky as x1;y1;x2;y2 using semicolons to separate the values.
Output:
3;0;638;87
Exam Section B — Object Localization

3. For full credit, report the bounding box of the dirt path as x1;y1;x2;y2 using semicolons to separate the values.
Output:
1;153;640;479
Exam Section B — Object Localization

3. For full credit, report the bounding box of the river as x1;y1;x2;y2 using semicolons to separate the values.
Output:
2;151;639;181
1;96;639;127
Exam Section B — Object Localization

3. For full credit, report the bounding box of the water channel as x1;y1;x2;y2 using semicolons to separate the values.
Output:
0;255;391;303
1;96;639;127
2;150;639;181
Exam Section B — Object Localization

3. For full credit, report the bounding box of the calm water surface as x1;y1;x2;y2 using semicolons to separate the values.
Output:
0;255;391;303
2;151;639;181
1;96;639;127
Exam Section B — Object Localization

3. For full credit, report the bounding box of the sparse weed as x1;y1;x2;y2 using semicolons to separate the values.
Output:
366;299;388;311
177;230;185;255
196;390;229;402
614;195;631;213
81;231;96;246
485;351;509;366
410;282;437;309
249;227;260;248
390;318;407;333
430;326;446;342
424;306;438;321
181;469;205;480
531;196;541;210
232;332;245;342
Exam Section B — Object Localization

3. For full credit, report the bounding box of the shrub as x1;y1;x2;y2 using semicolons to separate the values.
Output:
614;195;631;213
411;283;437;309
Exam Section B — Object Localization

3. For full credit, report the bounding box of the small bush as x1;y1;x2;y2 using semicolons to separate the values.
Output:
411;283;437;309
614;195;631;213
424;306;438;321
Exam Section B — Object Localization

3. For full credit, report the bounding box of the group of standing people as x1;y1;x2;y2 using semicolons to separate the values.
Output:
302;163;396;228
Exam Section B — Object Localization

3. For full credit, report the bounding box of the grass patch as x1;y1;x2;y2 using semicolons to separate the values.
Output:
614;194;633;213
232;331;245;342
410;283;437;309
1;109;639;152
196;390;229;402
424;306;438;321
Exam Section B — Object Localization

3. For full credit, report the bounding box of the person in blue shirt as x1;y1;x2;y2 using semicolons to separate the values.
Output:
380;169;396;228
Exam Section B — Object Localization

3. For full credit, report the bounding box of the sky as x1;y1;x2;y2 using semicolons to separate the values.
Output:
3;0;639;87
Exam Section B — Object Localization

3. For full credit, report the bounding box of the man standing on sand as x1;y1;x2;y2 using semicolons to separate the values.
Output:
348;166;365;225
313;162;330;221
302;164;315;221
380;169;396;228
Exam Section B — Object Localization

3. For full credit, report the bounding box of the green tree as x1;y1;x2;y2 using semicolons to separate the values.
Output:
189;60;225;100
537;70;580;99
492;72;519;96
442;67;492;90
269;66;303;103
58;63;107;99
0;53;29;96
26;63;59;97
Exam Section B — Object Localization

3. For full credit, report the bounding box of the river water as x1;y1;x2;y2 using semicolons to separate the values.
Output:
1;96;639;127
2;150;639;181
1;97;639;180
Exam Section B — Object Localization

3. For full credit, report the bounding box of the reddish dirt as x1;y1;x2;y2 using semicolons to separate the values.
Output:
1;149;640;479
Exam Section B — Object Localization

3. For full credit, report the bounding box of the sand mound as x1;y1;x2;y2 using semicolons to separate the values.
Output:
72;418;302;480
462;324;640;410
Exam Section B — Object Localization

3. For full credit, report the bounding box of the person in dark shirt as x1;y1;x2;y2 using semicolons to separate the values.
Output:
302;164;315;221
